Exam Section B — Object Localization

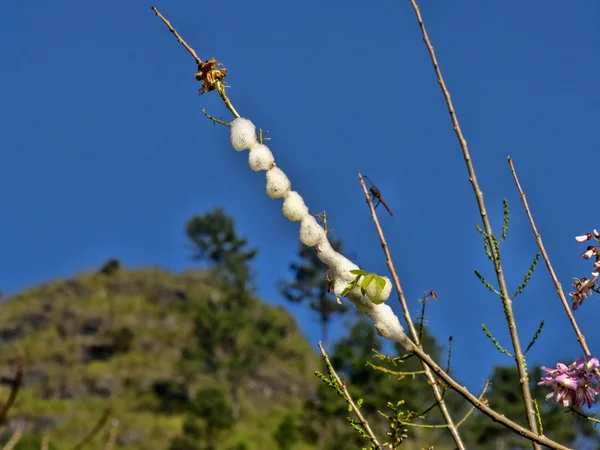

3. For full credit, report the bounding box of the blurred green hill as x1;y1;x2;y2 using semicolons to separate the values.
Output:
0;266;319;449
1;263;599;450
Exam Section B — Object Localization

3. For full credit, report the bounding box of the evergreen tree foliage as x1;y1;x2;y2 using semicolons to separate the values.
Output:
14;436;57;450
300;319;464;448
170;388;233;450
186;207;257;294
273;414;299;450
183;208;288;419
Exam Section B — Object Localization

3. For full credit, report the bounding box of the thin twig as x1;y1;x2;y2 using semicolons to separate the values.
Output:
358;172;466;450
455;380;491;428
507;156;591;356
151;7;240;119
406;1;541;446
41;435;50;450
318;342;384;449
72;405;112;450
404;379;489;429
151;6;201;66
0;355;24;428
401;340;572;450
1;421;24;450
104;419;119;450
202;108;231;127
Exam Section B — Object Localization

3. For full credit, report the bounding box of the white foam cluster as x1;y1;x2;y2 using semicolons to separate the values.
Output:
282;191;308;222
228;117;408;347
248;144;275;171
230;118;258;151
266;167;291;199
299;215;326;247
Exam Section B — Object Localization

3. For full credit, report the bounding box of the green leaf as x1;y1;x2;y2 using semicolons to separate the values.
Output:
360;273;375;295
341;285;354;297
349;269;367;275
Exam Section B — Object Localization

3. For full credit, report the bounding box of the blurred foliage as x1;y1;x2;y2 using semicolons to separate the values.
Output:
0;264;317;449
300;318;466;449
0;208;598;449
273;414;299;450
187;207;257;295
14;435;57;450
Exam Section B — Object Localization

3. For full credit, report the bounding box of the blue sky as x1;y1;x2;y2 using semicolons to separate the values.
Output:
2;0;600;404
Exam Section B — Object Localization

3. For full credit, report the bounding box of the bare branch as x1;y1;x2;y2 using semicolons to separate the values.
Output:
357;172;466;448
406;1;541;445
508;156;592;356
0;355;24;428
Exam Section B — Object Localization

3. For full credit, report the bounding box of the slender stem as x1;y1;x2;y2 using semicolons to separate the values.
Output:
151;7;240;119
1;421;24;450
41;435;50;450
455;380;491;428
318;342;385;449
406;380;490;430
72;405;112;450
407;1;541;446
151;6;201;66
0;355;23;428
507;156;592;356
358;173;466;449
105;419;119;450
202;108;231;126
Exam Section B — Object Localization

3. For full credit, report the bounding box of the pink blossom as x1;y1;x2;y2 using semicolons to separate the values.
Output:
539;356;600;408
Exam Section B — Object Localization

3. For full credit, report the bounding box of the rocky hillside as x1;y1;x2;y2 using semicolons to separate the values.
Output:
0;266;320;449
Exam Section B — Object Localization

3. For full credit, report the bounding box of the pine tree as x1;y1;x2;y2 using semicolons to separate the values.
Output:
187;207;257;297
184;208;284;420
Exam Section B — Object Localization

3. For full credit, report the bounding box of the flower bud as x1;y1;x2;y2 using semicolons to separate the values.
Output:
581;246;597;259
365;276;392;304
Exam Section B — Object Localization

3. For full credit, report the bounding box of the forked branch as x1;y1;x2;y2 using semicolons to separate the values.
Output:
358;172;466;449
406;0;540;446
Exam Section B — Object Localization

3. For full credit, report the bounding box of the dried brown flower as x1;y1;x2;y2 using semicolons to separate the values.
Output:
195;58;227;94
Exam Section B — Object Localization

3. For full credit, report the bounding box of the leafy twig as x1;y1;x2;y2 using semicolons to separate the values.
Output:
481;324;512;357
317;342;384;449
500;199;510;243
474;270;499;295
525;321;545;354
513;254;540;299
